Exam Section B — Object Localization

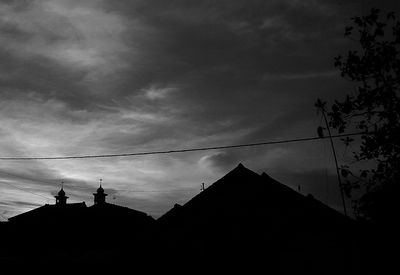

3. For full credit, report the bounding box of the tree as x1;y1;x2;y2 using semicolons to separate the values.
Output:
317;8;400;222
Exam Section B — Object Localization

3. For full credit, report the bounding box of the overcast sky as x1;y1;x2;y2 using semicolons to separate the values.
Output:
0;0;399;219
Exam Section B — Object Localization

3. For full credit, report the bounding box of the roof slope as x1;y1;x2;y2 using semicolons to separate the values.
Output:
156;164;354;274
8;202;87;224
158;163;348;229
86;202;155;226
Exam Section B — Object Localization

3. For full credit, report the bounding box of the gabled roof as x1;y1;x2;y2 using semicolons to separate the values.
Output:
155;164;358;275
158;163;349;229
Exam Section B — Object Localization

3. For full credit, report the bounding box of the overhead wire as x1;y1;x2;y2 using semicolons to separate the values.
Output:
0;132;366;161
322;134;331;203
317;113;331;203
113;189;196;193
0;180;53;201
0;213;8;221
0;131;368;206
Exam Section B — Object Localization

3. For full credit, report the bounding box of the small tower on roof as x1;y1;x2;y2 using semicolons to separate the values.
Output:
55;181;68;206
93;179;107;205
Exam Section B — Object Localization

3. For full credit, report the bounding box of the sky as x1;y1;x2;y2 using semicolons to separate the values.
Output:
0;0;399;220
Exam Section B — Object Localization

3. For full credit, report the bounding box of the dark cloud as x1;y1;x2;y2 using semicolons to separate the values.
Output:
95;0;357;143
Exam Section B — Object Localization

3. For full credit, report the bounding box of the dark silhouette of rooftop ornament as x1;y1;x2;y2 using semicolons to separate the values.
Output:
93;179;108;205
55;181;68;206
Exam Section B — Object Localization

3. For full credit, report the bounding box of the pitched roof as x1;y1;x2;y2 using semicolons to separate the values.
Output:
158;163;349;229
8;202;87;224
155;164;356;274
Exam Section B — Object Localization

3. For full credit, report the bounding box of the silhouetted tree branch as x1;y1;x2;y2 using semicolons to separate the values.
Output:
317;8;400;222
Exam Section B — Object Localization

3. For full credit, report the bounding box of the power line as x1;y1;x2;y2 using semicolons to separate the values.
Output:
69;185;196;193
0;180;53;201
0;132;367;202
0;213;8;221
0;132;366;161
0;170;58;186
0;179;195;201
0;172;196;201
319;106;348;217
114;189;196;193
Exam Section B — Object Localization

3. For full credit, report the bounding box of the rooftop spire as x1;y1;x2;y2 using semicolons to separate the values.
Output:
55;181;68;206
94;179;107;205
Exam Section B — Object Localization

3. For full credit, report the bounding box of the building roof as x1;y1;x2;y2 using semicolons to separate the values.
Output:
87;202;154;222
57;188;66;196
157;163;349;229
96;185;105;194
155;163;356;274
8;202;87;224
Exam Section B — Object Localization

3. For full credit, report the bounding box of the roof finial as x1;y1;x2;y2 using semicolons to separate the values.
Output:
99;178;103;188
61;180;64;190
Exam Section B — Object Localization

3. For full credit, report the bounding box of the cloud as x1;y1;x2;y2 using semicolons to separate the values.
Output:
199;151;241;172
1;0;395;219
142;84;178;100
0;0;134;104
0;0;128;69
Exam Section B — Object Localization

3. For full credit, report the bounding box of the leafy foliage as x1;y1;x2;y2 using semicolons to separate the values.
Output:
318;9;400;222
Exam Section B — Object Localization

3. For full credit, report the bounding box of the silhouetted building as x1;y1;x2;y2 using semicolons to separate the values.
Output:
3;165;365;273
8;186;85;225
156;163;357;274
93;185;107;205
8;186;154;227
7;201;86;225
54;187;68;205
